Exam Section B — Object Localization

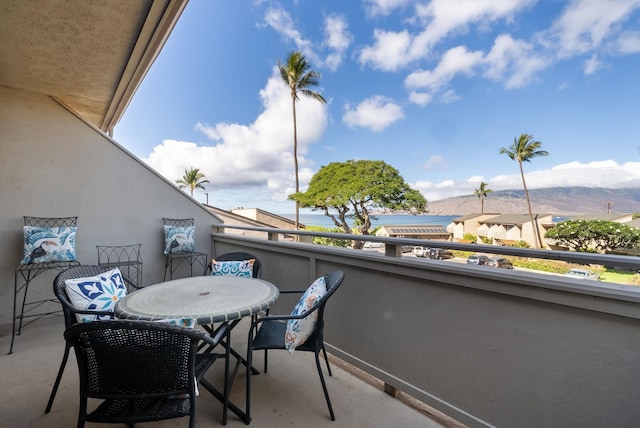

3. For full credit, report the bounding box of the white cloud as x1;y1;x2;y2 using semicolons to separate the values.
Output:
263;6;352;72
342;95;404;131
263;6;314;59
584;53;603;75
408;91;433;106
405;46;484;101
413;160;640;201
323;14;353;71
358;29;412;71
614;30;640;53
410;0;535;59
440;89;460;103
358;0;534;70
423;155;449;171
144;69;328;205
546;0;640;57
364;0;412;16
484;34;550;89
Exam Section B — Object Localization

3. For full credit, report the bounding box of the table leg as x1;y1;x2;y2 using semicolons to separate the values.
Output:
200;322;253;424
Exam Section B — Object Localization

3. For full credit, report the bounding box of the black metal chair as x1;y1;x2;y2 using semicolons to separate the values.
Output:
63;319;230;428
162;218;208;280
97;244;143;290
45;265;141;414
10;216;81;354
211;251;263;278
208;252;265;377
245;270;345;423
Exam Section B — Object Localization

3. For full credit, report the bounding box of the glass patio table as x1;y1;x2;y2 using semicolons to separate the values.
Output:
114;275;279;424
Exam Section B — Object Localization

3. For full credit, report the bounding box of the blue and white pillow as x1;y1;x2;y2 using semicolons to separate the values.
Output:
163;225;196;254
20;226;77;265
64;268;127;323
285;276;326;352
211;259;255;277
154;318;196;328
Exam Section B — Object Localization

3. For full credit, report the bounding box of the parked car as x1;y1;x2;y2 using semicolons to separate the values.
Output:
428;248;454;260
485;257;513;269
363;241;384;249
401;245;414;253
564;268;600;280
466;254;489;265
412;246;429;257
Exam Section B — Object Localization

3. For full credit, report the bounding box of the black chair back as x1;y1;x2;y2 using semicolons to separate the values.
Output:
212;251;263;278
64;320;207;427
53;265;115;329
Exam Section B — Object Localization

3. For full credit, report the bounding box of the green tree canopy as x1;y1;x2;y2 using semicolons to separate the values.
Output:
474;181;492;214
289;160;427;248
176;167;209;197
545;219;640;253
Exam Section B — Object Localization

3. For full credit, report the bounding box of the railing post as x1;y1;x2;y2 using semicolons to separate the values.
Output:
385;244;401;257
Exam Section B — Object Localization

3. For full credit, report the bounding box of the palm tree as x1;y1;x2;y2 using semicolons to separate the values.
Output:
499;134;549;248
279;51;326;230
176;167;209;198
474;181;493;214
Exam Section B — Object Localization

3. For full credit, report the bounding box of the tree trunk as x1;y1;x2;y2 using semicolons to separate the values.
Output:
292;97;299;232
519;161;542;248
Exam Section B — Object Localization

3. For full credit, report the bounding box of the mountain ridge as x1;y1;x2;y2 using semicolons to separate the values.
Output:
426;187;640;216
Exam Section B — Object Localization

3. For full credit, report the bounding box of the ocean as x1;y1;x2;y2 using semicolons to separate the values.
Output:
281;213;458;229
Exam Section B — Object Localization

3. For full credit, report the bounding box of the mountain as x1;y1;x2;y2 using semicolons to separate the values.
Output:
426;187;640;216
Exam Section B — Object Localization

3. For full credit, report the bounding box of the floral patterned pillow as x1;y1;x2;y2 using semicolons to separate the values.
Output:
64;268;127;322
163;225;196;254
210;259;255;277
285;276;326;352
20;226;77;265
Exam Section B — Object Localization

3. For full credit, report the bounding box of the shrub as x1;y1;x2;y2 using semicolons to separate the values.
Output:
463;233;477;242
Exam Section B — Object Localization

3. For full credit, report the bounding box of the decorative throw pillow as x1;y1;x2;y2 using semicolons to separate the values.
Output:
20;226;77;265
154;318;196;328
285;276;327;353
64;268;127;323
163;225;196;254
210;259;255;277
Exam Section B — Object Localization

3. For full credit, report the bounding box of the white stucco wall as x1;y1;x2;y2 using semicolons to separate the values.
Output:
0;86;222;330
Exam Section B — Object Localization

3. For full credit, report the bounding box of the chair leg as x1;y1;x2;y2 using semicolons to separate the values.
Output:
321;344;332;376
263;349;268;373
45;342;71;413
314;351;335;421
245;343;253;424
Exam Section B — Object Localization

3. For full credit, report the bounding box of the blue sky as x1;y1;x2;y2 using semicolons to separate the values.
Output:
115;0;640;214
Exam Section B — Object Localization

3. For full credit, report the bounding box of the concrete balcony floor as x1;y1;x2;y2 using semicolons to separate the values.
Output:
1;317;452;427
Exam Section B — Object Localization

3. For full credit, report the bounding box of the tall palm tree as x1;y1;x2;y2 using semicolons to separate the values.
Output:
279;51;326;230
176;167;209;198
499;134;549;248
474;181;493;214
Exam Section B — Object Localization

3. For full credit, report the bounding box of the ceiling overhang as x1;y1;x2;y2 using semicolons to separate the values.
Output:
0;0;188;134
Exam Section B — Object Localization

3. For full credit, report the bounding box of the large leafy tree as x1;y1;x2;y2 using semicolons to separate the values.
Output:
278;51;326;231
499;134;549;248
546;219;640;253
474;181;493;214
289;160;427;249
176;167;209;197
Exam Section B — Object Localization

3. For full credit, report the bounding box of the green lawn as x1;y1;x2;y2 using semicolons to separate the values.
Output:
600;269;640;285
453;250;640;286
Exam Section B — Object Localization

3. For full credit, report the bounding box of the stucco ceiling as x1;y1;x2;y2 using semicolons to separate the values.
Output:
0;0;187;133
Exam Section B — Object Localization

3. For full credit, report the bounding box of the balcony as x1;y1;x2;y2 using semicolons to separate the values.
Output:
208;225;640;427
0;315;448;427
2;225;639;427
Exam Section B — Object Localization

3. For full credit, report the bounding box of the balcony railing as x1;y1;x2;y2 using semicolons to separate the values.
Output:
212;224;640;428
